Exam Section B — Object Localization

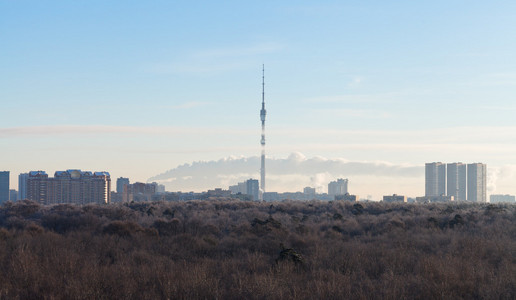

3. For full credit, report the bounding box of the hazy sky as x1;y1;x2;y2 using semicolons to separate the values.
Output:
1;1;516;199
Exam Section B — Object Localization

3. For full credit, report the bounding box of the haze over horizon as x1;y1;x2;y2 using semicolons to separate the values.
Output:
2;1;516;198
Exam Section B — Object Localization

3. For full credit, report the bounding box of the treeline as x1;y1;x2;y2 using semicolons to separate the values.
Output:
0;200;514;299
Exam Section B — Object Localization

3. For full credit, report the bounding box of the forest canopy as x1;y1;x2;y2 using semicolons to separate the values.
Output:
0;200;514;299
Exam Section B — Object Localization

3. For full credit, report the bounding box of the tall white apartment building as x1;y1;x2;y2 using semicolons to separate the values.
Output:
447;163;467;201
467;163;487;202
328;178;348;196
425;162;446;196
18;173;29;200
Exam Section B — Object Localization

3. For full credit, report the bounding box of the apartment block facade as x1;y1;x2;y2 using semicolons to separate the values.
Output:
447;163;467;201
0;171;9;204
425;162;486;202
27;170;111;205
467;163;487;202
328;178;348;196
229;178;260;201
425;162;446;197
122;182;157;202
18;173;29;200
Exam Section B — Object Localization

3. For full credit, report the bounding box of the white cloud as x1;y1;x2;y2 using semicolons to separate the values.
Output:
302;92;400;104
7;124;516;146
313;108;392;119
0;125;252;138
148;153;423;198
487;165;516;195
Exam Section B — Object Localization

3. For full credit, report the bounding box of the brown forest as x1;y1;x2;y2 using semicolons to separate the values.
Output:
0;199;514;299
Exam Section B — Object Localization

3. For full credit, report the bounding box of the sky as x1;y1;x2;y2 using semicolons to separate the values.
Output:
1;1;516;199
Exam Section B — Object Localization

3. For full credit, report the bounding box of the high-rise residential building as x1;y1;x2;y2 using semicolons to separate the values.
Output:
27;171;48;203
425;162;446;196
18;173;29;200
246;179;260;201
229;179;260;201
9;190;17;201
27;170;111;205
328;178;348;196
447;163;467;201
116;177;130;194
467;163;487;202
0;171;9;204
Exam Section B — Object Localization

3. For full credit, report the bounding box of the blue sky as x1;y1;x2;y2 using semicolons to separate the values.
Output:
1;1;516;198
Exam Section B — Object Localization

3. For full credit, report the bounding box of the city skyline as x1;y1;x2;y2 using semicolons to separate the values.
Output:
0;160;509;202
2;2;516;198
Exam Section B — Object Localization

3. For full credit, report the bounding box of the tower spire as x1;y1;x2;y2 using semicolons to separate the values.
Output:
260;65;267;200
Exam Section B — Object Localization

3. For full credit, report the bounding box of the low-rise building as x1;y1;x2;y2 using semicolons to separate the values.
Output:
383;194;407;203
416;195;454;203
335;193;359;202
490;194;516;203
303;187;316;198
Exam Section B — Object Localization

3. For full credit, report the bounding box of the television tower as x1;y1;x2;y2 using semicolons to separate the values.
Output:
260;65;267;200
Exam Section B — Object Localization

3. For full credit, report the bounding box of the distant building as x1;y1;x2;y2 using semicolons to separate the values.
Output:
263;192;279;201
447;163;466;201
229;179;260;201
110;191;122;203
27;170;111;205
18;173;29;200
229;182;247;194
424;161;487;202
263;191;333;201
155;183;166;194
205;188;231;198
9;189;17;202
328;179;348;196
335;193;359;202
490;194;515;203
246;179;259;201
467;163;486;202
416;195;454;203
303;187;316;198
116;177;130;194
123;182;157;202
0;171;9;204
26;171;48;203
383;194;407;203
425;162;446;197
